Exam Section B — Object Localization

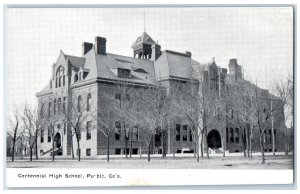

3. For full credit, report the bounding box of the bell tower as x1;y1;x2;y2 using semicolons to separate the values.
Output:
131;32;158;59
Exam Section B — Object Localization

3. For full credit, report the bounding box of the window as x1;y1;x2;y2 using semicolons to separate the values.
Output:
74;74;78;82
48;102;52;117
40;150;44;154
56;66;65;88
54;99;57;115
125;94;130;100
115;121;121;140
58;98;61;113
86;148;91;156
263;130;266;144
77;95;82;112
87;93;92;111
48;128;51;142
86;121;91;140
226;128;229;143
133;127;138;141
40;129;44;143
115;94;121;100
115;149;121;155
235;128;239;143
117;68;130;78
230;128;234;143
63;97;66;112
125;126;129;140
274;129;276;144
189;128;193;142
182;125;187;141
269;129;272;144
40;103;44;118
176;124;181;141
231;109;234;119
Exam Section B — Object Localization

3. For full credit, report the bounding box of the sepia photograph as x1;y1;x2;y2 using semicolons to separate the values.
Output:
4;5;295;188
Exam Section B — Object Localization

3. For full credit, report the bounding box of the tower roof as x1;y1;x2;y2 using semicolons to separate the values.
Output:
132;32;156;49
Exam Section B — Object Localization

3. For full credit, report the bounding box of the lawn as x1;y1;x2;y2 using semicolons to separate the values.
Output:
6;154;293;169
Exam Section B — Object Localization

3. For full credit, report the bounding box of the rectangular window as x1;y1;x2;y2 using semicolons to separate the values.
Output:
133;127;138;141
58;98;61;113
235;128;239;143
230;128;234;143
41;129;44;143
115;121;121;140
182;125;187;141
63;97;66;112
115;94;121;100
189;128;193;142
263;130;266;144
226;128;228;143
86;121;91;140
59;76;61;87
115;149;121;155
125;126;129;140
86;148;91;156
176;124;181;141
269;129;272;144
63;75;65;86
274;129;276;144
47;128;51;142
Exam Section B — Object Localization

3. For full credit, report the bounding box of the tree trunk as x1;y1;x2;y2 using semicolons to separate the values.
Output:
147;135;153;162
200;131;204;158
35;133;38;160
161;133;165;159
125;138;128;158
130;139;132;158
246;127;250;158
139;141;142;158
52;138;55;162
196;137;200;162
11;140;16;162
71;135;74;159
107;135;110;162
30;146;33;162
259;134;265;164
204;127;209;159
77;139;81;162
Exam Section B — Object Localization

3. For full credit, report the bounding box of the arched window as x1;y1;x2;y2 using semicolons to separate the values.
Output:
56;66;65;88
87;93;91;111
54;99;57;115
48;102;52;117
40;103;44;118
77;95;82;112
74;74;78;83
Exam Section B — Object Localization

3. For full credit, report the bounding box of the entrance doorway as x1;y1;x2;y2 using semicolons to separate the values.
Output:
207;130;221;149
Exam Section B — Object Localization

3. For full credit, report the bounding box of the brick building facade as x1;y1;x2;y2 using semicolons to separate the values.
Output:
36;32;286;158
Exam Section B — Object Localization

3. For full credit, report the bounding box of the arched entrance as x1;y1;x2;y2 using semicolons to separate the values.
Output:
207;130;221;149
54;133;62;148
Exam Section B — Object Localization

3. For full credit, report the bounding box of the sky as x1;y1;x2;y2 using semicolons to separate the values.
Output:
6;7;293;113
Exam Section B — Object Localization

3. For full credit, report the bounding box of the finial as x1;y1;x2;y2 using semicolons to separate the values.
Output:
144;9;146;32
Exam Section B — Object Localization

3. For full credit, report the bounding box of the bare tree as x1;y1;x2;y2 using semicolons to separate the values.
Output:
7;109;22;162
22;104;44;161
62;91;89;162
272;74;293;156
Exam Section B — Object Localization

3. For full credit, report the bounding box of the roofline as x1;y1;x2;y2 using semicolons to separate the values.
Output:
158;76;199;84
165;50;191;58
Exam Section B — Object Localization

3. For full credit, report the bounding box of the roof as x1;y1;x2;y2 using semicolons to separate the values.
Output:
154;50;195;80
132;32;156;48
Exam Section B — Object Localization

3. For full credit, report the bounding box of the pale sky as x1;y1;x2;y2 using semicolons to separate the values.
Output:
6;7;293;112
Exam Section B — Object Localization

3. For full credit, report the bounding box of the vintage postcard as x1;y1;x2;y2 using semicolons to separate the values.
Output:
4;5;295;188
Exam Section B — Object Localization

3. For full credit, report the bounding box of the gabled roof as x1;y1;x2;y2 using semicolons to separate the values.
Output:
154;50;195;80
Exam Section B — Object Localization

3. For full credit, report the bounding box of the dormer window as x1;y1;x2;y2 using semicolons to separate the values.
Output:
118;68;130;78
74;74;78;82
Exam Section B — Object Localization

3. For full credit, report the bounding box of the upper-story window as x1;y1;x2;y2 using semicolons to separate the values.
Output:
56;66;65;88
87;93;92;111
74;74;78;83
40;103;44;118
54;99;57;115
77;95;82;112
118;68;130;78
48;102;52;117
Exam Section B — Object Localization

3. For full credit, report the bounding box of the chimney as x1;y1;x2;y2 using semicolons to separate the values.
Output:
95;36;107;55
151;44;161;61
185;51;192;58
82;42;93;56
